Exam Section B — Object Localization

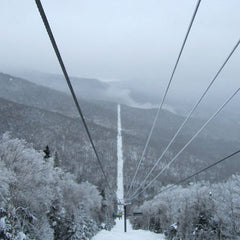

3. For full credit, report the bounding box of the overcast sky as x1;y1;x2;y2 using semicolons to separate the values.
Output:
1;0;239;106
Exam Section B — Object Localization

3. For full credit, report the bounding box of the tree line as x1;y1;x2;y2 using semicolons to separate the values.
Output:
131;175;240;239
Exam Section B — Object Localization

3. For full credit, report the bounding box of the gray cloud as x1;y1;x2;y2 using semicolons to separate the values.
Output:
1;0;239;107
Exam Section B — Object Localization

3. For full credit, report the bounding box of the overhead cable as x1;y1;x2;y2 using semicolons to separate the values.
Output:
153;149;240;197
128;38;240;198
128;88;240;201
126;0;202;198
35;0;112;191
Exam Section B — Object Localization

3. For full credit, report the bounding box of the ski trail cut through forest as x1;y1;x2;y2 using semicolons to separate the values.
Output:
93;104;165;240
117;104;124;205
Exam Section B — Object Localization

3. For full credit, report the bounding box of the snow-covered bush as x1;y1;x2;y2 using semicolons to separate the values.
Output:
131;177;240;240
0;133;104;239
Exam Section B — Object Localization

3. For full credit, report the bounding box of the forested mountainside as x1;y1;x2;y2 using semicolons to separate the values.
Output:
15;71;240;122
0;73;117;129
121;104;240;200
0;97;117;189
0;71;240;239
16;71;109;101
1;72;239;201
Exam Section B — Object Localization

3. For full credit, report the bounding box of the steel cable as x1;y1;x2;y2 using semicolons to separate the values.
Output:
126;0;202;198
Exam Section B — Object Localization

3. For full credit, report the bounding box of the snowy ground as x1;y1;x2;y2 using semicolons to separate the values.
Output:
93;104;165;240
93;219;165;240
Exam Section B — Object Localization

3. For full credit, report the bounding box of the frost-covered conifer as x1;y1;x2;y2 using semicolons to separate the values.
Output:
0;133;105;240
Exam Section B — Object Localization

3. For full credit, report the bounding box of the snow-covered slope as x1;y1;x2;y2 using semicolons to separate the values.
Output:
93;219;164;240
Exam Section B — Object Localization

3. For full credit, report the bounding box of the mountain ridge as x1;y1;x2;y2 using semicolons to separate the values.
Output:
1;71;239;199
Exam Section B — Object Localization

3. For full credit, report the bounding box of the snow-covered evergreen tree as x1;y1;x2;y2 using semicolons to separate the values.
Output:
0;133;106;240
131;177;240;240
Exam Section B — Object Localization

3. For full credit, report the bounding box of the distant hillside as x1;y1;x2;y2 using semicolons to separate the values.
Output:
19;71;108;97
14;71;135;106
14;71;240;122
0;72;239;200
0;72;117;128
1;72;239;143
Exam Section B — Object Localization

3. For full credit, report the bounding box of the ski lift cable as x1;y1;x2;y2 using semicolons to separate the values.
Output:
125;0;202;198
150;149;240;197
35;0;113;192
128;88;240;201
132;149;240;201
127;38;240;199
128;88;240;200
